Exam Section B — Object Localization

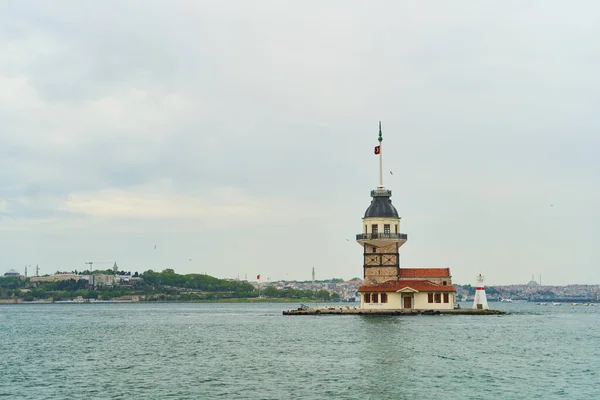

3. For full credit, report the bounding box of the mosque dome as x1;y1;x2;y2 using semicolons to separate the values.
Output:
364;189;399;219
4;269;21;277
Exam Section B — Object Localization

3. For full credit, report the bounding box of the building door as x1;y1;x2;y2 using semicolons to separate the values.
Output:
403;296;412;309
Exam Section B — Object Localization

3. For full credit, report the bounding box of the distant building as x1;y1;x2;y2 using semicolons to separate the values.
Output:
527;275;539;287
356;123;457;310
30;273;89;283
3;269;22;278
94;274;118;287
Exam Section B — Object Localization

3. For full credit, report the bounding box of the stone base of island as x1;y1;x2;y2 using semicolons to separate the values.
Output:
283;305;505;316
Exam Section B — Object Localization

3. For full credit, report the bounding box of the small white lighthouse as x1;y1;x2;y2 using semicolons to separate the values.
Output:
472;273;489;310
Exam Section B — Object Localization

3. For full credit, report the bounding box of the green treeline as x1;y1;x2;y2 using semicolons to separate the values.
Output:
142;269;255;295
0;270;338;302
261;286;339;301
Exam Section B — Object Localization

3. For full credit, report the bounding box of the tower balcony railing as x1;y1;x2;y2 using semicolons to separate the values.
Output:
371;189;392;197
356;233;408;241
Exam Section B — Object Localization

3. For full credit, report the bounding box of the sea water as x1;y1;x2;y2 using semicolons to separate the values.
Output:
1;302;599;399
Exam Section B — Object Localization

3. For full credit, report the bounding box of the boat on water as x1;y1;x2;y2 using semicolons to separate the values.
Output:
500;298;513;303
552;302;561;306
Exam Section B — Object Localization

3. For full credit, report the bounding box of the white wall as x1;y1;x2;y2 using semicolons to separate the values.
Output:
361;292;456;310
360;292;401;309
362;217;401;234
413;292;454;310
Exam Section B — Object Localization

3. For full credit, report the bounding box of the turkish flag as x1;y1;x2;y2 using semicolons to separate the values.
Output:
256;274;260;280
374;145;380;155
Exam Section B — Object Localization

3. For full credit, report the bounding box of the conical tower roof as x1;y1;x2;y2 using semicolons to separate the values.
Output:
364;190;399;218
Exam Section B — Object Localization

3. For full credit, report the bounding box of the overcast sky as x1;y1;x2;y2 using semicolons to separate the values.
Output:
1;1;598;285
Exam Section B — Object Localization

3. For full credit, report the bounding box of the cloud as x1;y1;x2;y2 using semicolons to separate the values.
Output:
62;184;271;221
1;180;319;229
1;1;599;283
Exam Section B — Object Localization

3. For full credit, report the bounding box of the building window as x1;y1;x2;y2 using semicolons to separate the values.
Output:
371;224;378;235
364;225;367;233
381;293;388;303
434;293;441;303
364;293;371;303
428;293;434;303
442;281;447;286
395;224;398;233
443;293;449;303
384;224;390;234
372;247;376;253
372;293;379;303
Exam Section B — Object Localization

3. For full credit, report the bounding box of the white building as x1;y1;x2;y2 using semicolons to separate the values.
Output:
3;269;22;278
359;279;456;310
30;273;89;283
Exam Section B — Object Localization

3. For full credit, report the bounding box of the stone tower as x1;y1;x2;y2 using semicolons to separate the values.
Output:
356;122;407;285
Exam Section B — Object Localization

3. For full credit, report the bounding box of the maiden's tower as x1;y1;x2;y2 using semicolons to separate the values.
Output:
356;122;457;310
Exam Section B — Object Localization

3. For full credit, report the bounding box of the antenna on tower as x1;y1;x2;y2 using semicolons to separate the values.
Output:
86;261;94;287
35;265;39;277
377;121;384;189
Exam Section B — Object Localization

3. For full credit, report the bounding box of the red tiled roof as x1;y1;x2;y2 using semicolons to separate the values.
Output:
359;279;456;293
398;268;451;278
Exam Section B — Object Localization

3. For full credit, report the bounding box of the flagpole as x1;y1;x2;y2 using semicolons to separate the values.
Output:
378;121;383;188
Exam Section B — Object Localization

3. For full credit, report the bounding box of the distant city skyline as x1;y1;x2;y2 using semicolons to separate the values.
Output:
0;265;575;287
1;1;599;285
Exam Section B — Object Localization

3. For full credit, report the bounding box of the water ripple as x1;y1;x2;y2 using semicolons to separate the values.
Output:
1;302;599;399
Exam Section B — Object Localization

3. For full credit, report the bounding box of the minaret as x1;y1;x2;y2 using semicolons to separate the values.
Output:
472;273;489;310
356;122;408;285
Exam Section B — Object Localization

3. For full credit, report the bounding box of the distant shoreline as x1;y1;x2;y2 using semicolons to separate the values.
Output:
3;298;599;306
0;297;344;305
